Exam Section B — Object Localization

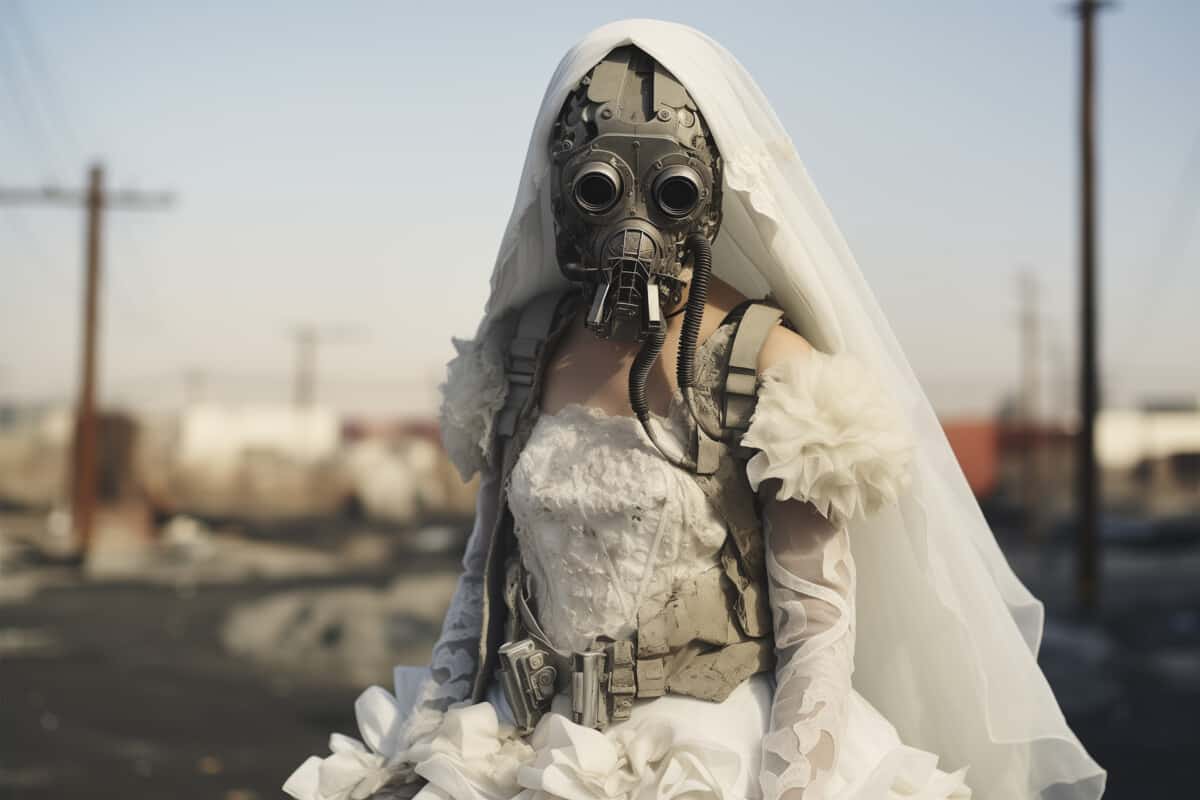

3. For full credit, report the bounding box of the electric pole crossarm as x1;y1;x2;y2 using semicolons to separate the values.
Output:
107;191;174;210
0;187;87;206
0;186;174;209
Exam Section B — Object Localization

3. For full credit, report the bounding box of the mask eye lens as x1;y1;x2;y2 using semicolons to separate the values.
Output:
573;164;622;213
653;167;702;218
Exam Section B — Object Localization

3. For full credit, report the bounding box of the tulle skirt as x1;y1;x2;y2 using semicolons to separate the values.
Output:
390;669;972;799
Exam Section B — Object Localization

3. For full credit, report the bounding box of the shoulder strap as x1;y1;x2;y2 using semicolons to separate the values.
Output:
722;302;785;432
691;300;784;474
689;301;784;632
495;290;571;440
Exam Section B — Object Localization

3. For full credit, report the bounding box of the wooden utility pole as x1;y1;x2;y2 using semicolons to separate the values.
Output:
1019;272;1042;540
287;324;364;408
292;326;318;408
182;368;209;406
75;165;105;556
0;163;173;554
1070;0;1110;610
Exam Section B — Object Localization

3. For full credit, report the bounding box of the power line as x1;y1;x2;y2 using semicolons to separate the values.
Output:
1114;125;1200;368
7;0;83;153
0;1;87;288
0;8;65;178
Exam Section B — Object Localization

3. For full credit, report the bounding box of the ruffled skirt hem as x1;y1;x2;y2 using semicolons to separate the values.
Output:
284;667;971;800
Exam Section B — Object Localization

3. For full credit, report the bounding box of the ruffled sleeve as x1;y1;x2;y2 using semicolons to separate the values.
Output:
742;351;914;799
740;350;914;529
438;334;508;481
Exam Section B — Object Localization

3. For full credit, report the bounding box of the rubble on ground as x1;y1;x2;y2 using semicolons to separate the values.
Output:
220;572;459;687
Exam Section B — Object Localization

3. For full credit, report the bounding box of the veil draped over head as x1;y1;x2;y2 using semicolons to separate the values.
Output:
470;19;1105;800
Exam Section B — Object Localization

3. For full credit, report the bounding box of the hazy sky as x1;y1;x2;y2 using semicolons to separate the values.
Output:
2;1;1198;418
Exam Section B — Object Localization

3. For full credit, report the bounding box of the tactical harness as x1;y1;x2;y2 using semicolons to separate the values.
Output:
469;289;785;733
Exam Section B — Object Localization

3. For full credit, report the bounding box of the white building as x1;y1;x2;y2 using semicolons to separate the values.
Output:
1097;405;1200;515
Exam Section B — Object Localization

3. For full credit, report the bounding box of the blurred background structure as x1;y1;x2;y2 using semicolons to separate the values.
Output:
1;2;1198;798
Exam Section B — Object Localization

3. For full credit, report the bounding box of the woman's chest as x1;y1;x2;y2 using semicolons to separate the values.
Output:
505;405;727;574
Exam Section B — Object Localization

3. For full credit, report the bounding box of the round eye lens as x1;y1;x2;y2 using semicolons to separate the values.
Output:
572;164;622;214
653;167;702;218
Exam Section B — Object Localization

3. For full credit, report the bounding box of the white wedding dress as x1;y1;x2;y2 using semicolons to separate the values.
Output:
285;351;974;800
288;19;1105;800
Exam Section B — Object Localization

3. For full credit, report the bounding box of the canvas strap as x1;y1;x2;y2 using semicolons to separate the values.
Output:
496;291;566;440
723;303;785;431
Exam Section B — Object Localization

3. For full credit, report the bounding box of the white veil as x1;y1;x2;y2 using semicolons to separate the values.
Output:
470;19;1105;800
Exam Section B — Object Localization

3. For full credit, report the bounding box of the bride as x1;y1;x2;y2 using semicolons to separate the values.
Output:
285;19;1105;800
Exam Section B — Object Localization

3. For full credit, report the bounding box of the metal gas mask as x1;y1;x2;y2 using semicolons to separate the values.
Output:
551;46;723;342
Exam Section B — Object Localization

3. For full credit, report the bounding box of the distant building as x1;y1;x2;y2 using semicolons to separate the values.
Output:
1097;403;1200;516
941;420;1000;497
942;401;1200;520
942;418;1076;525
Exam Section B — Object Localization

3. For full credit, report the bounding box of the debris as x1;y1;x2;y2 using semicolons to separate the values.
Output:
221;572;458;687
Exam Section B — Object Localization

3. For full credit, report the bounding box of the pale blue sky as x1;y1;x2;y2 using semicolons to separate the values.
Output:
2;1;1197;417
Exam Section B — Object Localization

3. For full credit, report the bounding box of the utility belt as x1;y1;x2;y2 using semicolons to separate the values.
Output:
496;556;773;734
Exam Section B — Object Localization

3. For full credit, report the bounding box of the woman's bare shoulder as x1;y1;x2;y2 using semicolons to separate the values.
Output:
758;321;812;373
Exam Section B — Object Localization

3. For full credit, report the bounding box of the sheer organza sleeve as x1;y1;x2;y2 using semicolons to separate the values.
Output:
757;494;855;800
741;351;913;800
404;461;498;730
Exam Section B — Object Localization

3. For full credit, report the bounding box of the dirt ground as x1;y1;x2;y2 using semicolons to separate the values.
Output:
1;577;375;799
0;512;460;800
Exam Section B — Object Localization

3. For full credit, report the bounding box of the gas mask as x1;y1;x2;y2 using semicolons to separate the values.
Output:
549;46;731;471
550;45;723;342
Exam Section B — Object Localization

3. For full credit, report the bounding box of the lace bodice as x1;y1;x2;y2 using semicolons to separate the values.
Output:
506;403;728;653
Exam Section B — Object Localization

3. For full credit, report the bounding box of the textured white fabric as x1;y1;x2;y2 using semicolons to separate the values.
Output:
452;18;1104;800
284;669;435;800
286;669;971;800
759;493;858;800
439;337;508;480
507;403;727;653
743;351;914;530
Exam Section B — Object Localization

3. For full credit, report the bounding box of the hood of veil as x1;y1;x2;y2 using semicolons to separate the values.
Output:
464;19;1105;800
